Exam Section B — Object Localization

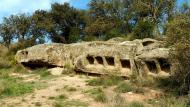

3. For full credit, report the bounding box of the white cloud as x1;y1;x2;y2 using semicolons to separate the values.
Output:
0;0;70;21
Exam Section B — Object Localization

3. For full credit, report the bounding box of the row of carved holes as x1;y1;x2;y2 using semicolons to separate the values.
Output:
86;56;131;69
145;58;171;73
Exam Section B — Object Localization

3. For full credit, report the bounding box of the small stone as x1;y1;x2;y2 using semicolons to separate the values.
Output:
48;67;64;76
128;92;133;95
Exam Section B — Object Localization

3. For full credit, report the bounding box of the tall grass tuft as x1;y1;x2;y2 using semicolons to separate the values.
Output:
115;82;134;93
84;87;107;103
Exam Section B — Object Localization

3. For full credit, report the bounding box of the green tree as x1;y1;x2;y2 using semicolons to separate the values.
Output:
0;22;14;48
31;3;85;43
166;12;190;93
128;0;176;38
0;14;44;50
31;10;53;44
85;0;129;40
13;14;31;41
1;14;32;42
86;0;176;40
133;20;154;39
49;3;84;43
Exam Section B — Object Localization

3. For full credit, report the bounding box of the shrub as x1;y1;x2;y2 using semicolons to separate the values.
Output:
86;75;123;87
57;94;68;100
66;87;77;92
130;75;155;88
166;12;190;94
35;102;42;106
0;51;13;68
84;87;107;103
0;58;11;68
148;96;190;107
115;82;134;93
128;101;145;107
54;100;88;107
107;94;127;107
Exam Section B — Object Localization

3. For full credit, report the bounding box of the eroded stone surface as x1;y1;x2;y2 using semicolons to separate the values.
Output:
15;38;171;77
48;67;64;76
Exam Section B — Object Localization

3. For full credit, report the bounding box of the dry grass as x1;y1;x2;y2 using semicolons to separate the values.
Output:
84;87;107;103
86;75;124;87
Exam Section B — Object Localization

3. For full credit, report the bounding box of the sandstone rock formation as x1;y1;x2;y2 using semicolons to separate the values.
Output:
15;38;171;77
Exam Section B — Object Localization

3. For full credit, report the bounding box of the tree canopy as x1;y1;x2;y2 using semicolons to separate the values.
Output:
0;0;186;48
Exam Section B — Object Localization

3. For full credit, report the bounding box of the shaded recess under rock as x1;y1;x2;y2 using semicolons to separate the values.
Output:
15;37;171;77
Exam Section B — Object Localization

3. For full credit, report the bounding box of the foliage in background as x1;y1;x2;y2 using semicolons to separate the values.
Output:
0;3;85;49
166;11;190;94
0;0;177;49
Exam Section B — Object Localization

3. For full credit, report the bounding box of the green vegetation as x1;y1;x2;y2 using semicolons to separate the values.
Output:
0;73;45;98
107;94;127;107
0;0;178;48
0;46;27;74
115;82;134;93
49;94;68;101
166;12;190;94
32;68;56;80
148;96;190;107
86;75;123;87
54;94;88;107
1;82;33;97
66;87;77;92
57;94;68;100
130;75;155;87
34;102;42;106
128;101;145;107
48;96;56;100
0;49;47;98
84;87;107;103
62;85;77;92
54;100;89;107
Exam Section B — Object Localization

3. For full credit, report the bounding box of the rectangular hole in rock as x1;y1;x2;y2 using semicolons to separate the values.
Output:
105;57;115;66
158;58;170;72
145;61;157;73
120;59;131;69
95;56;104;65
86;56;94;64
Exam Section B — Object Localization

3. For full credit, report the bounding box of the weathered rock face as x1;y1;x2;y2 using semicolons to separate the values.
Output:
15;38;171;77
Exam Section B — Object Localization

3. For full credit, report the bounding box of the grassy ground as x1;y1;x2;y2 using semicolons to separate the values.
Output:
0;67;48;98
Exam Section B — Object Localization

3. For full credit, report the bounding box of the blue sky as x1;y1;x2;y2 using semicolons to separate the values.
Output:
0;0;90;22
0;0;188;22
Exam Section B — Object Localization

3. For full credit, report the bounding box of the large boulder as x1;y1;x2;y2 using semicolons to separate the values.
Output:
15;38;170;77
